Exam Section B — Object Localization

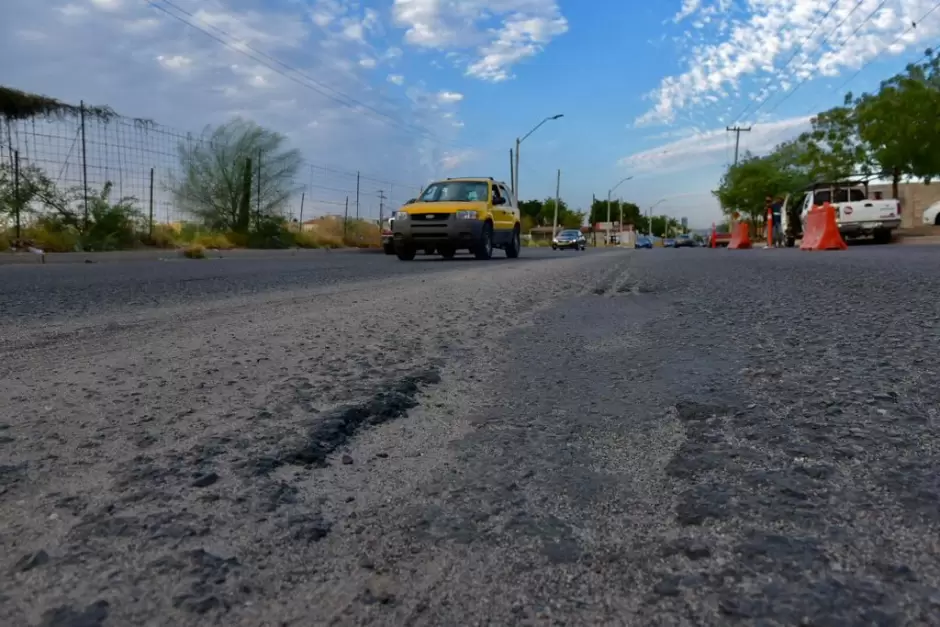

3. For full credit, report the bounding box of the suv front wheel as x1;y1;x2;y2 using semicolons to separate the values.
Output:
474;222;494;260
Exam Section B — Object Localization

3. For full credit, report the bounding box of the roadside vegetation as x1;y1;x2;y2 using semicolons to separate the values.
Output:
714;48;940;225
0;87;381;253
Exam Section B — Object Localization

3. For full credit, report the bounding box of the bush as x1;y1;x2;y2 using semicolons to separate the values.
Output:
247;215;294;249
23;219;80;252
0;231;9;251
144;224;179;248
295;230;343;248
182;244;206;259
194;233;234;249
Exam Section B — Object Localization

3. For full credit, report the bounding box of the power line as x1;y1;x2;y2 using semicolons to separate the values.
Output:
798;1;940;116
146;0;462;148
752;0;873;119
730;0;842;126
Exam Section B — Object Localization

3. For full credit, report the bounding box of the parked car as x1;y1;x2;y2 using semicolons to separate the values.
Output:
664;238;676;248
552;229;587;250
923;200;940;226
635;236;652;249
675;233;695;247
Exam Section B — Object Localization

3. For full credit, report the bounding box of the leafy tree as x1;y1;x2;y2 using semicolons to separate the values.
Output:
589;198;641;227
798;102;874;182
171;118;302;233
542;198;584;228
853;48;940;197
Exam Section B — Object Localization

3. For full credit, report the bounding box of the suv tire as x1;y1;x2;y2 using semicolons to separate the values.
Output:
505;226;521;258
474;222;494;260
396;244;417;261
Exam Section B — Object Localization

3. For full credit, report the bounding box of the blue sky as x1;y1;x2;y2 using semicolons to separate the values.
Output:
3;0;940;226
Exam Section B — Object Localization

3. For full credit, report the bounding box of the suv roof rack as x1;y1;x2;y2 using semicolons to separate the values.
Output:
445;176;494;180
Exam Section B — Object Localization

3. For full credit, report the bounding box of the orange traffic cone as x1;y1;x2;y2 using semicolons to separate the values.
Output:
800;201;846;251
727;221;752;249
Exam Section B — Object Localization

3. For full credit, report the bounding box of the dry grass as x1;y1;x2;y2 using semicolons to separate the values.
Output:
182;244;206;259
303;217;381;249
194;233;235;250
295;230;343;249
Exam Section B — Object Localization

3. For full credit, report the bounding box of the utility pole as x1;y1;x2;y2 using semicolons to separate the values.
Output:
514;138;521;202
355;171;360;220
378;189;386;226
726;126;751;165
552;169;561;239
298;192;305;231
509;149;514;196
343;196;349;238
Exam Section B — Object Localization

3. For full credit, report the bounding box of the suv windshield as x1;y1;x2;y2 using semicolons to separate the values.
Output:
559;230;581;237
417;181;489;203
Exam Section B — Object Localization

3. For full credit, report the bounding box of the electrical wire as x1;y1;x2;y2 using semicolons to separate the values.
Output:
730;0;843;125
146;0;465;148
798;1;940;115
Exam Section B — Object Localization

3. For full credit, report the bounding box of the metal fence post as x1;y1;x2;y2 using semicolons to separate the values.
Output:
13;150;20;241
148;167;154;237
80;100;89;233
256;148;262;229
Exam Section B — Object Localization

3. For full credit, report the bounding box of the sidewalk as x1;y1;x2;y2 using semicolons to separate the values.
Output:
0;247;381;265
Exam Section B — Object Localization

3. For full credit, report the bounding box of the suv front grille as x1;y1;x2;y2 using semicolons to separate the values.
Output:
411;213;452;222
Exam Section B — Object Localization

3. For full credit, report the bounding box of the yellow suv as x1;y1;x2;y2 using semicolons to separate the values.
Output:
391;177;521;260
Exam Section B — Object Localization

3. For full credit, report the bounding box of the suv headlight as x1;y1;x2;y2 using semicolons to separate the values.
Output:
394;211;409;220
455;210;478;220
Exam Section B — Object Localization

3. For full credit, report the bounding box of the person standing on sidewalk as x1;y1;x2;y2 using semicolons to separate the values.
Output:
771;196;784;247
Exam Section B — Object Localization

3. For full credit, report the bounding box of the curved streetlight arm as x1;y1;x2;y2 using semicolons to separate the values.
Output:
514;113;563;201
520;114;564;144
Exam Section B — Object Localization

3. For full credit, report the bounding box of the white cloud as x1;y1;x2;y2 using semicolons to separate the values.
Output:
156;54;193;70
440;149;477;170
0;0;473;219
392;0;568;81
639;0;940;125
620;115;813;173
437;90;463;103
359;56;377;68
387;74;405;85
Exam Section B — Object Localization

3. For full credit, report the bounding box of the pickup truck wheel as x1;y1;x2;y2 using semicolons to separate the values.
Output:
785;237;795;248
505;226;521;258
474;222;494;260
396;245;417;261
873;229;892;245
383;242;394;255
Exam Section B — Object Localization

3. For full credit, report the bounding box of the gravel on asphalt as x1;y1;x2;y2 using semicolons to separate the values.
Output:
1;245;939;626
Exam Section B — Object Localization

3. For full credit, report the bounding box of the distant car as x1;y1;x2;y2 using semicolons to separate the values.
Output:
552;229;586;250
675;234;694;247
382;218;395;254
664;238;676;248
635;236;652;249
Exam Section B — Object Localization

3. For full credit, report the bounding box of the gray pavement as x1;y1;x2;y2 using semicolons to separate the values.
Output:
2;245;939;626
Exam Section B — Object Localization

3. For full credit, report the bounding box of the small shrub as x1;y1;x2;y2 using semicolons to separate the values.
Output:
295;230;343;248
0;231;10;251
145;224;179;248
194;233;234;249
24;220;80;252
225;231;249;248
182;244;206;259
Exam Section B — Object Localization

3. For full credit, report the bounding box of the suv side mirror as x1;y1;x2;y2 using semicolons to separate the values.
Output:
492;196;506;206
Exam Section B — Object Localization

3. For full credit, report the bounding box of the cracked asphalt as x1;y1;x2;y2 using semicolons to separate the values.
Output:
2;245;939;626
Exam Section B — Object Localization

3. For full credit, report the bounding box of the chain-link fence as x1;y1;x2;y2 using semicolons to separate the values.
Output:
0;96;425;246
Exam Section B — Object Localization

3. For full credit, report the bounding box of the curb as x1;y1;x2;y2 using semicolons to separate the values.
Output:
0;247;382;266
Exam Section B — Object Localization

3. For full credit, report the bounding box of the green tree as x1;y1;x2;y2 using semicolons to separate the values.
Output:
798;102;874;182
542;198;583;229
171;117;302;233
853;48;940;197
589;198;640;227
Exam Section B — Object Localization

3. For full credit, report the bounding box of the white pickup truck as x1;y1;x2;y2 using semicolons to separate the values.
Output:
797;183;901;245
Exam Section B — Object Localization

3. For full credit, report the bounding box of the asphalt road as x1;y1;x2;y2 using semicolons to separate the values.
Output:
2;245;939;626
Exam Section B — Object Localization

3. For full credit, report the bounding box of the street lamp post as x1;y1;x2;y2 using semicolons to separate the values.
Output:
514;114;563;201
606;176;633;246
648;198;666;238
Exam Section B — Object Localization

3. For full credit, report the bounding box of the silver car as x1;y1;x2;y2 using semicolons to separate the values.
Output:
552;229;586;250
